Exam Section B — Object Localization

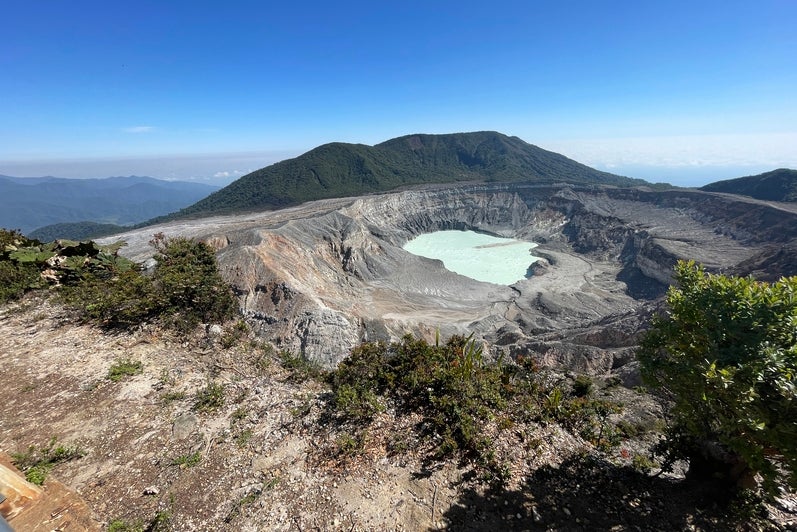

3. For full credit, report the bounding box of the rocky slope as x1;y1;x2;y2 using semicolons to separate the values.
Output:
101;182;797;379
3;298;795;530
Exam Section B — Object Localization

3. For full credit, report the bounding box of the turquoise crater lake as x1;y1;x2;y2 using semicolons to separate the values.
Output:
403;230;541;285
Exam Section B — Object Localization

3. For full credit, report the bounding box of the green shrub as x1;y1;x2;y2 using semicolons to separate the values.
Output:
230;406;248;424
108;520;144;532
61;269;158;327
108;508;171;532
193;381;225;413
563;397;622;450
25;464;49;486
329;334;508;466
11;437;85;486
333;383;384;419
639;260;797;493
171;451;202;468
147;509;173;532
107;359;144;382
220;320;248;349
150;233;236;331
58;233;236;333
224;488;262;523
1;229;139;305
328;333;626;477
0;229;47;302
278;350;325;381
0;260;43;302
336;431;368;456
235;429;254;447
631;452;657;473
572;374;593;397
160;391;187;404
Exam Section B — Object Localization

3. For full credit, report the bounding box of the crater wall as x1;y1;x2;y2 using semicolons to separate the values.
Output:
107;183;797;376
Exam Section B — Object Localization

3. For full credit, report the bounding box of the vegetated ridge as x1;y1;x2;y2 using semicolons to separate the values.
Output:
0;175;219;234
163;131;653;220
28;221;129;242
700;168;797;202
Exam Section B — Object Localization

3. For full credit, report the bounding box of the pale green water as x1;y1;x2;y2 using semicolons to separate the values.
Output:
403;230;540;285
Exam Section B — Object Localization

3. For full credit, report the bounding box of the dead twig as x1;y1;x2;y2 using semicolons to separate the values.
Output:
431;482;438;527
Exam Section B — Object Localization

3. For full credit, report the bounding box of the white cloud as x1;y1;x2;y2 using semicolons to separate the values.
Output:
123;126;156;133
213;170;246;178
543;133;797;170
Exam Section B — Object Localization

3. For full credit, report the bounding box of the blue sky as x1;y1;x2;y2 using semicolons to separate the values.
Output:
2;1;795;186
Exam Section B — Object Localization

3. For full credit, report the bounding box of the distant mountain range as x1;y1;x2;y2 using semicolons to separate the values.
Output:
700;168;797;202
7;134;794;242
0;175;219;235
164;131;651;221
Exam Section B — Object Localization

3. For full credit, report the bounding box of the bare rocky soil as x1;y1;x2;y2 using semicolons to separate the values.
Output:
2;296;796;531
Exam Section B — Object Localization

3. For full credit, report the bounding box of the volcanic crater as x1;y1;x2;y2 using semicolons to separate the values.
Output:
106;182;797;378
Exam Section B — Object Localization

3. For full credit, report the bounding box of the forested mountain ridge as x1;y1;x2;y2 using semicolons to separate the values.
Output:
28;221;129;241
165;131;650;219
700;168;797;202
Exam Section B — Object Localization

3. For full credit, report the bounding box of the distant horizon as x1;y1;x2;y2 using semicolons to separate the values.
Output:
1;134;792;188
4;1;796;188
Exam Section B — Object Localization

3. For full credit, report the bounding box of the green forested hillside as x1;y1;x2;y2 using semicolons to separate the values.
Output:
700;168;797;202
166;131;649;219
28;221;128;241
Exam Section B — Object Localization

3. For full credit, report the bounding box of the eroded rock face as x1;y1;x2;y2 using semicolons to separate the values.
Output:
106;183;797;373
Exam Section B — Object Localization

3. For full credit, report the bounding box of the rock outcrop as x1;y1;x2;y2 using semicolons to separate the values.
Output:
104;183;797;375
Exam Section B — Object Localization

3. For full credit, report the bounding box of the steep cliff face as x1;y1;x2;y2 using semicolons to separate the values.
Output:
106;183;797;374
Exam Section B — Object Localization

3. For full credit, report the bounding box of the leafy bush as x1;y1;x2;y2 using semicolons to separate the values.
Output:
220;320;249;349
278;349;325;381
572;375;593;397
1;228;139;305
328;334;623;477
108;509;172;532
63;269;158;327
639;260;797;493
0;229;49;301
0;259;43;302
171;451;202;468
58;233;236;332
332;334;504;456
149;233;236;330
193;381;225;413
107;359;144;382
108;519;144;532
224;488;262;523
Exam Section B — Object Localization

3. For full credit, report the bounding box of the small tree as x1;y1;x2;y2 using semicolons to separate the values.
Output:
639;261;797;493
150;233;237;330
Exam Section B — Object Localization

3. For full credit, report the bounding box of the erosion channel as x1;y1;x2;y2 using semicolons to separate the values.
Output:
105;182;797;382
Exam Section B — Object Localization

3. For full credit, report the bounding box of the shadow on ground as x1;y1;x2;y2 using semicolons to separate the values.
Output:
439;454;769;531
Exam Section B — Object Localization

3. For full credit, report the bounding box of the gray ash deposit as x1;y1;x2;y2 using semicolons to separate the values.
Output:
104;182;797;378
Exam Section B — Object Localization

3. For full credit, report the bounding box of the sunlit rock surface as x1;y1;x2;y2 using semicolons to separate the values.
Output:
104;183;797;374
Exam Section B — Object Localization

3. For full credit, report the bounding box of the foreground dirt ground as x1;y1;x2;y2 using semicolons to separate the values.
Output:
1;295;795;531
